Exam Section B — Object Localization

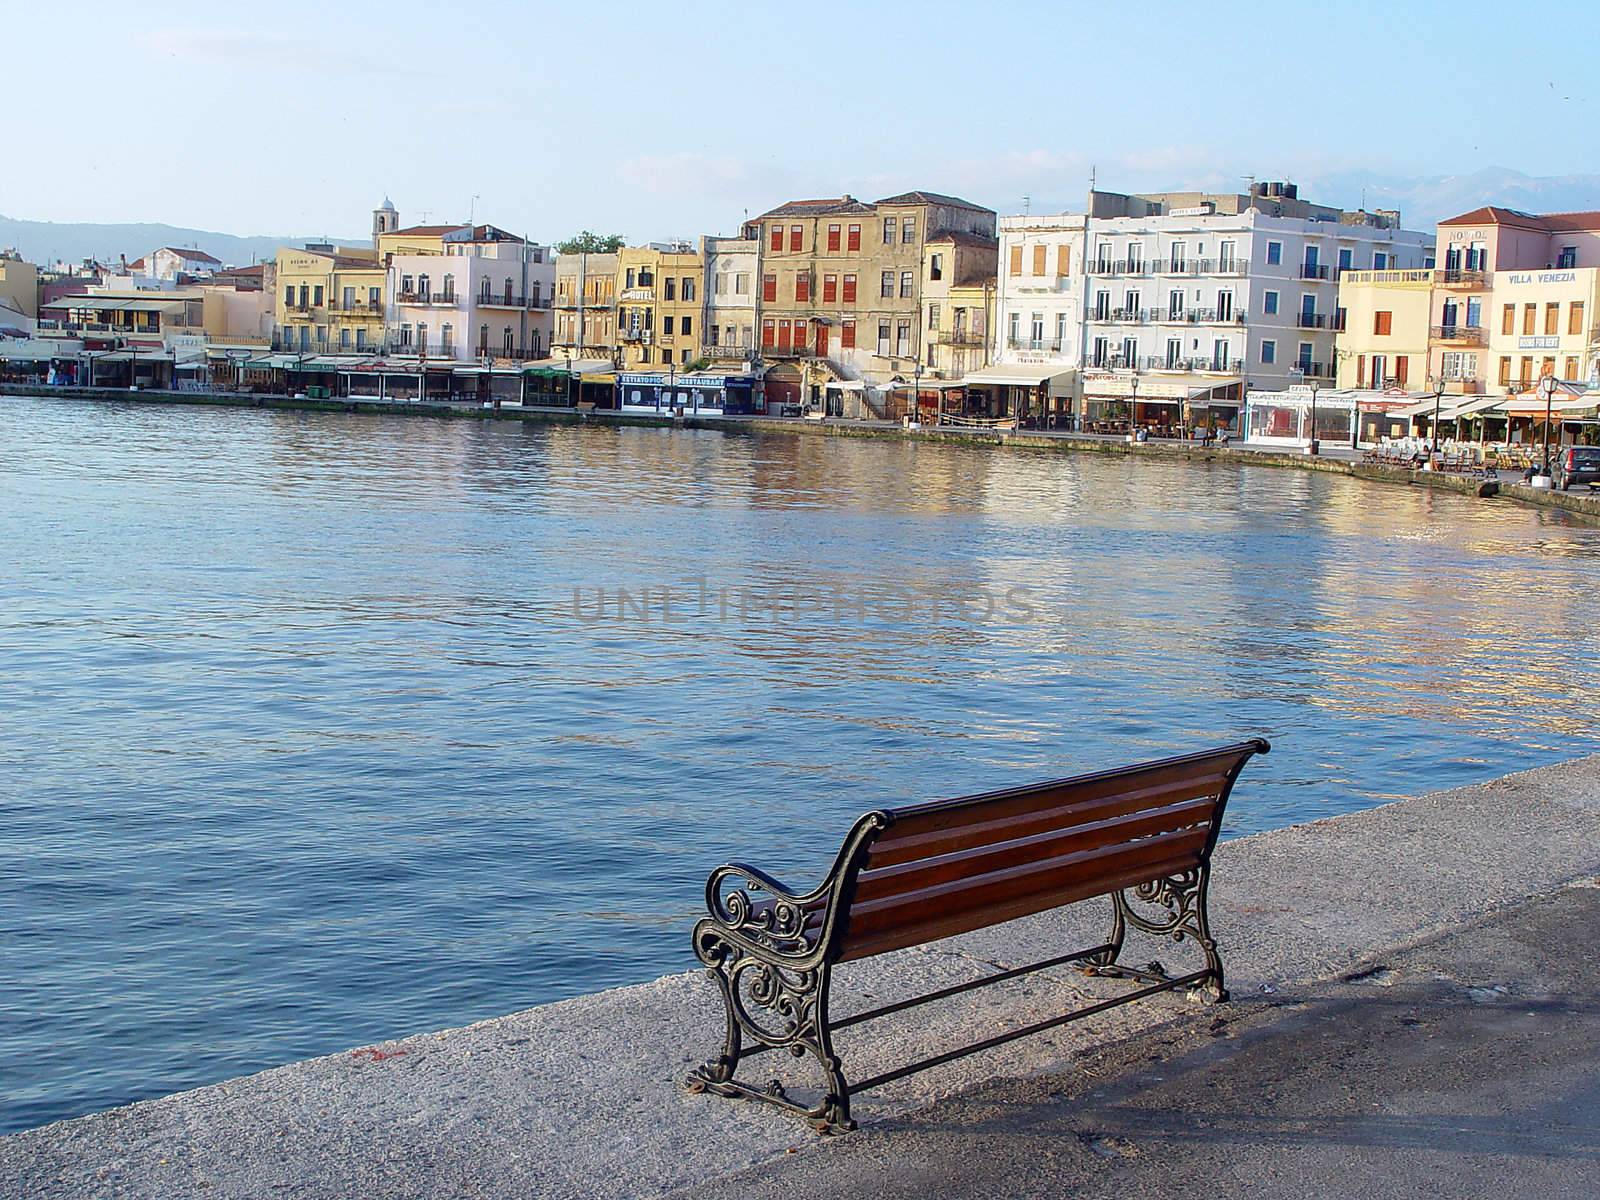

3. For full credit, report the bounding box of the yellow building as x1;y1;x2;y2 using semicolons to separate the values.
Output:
553;252;619;360
0;250;39;321
1334;268;1434;390
273;245;385;354
616;243;705;369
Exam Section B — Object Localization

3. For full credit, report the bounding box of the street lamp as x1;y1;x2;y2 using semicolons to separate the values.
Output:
912;358;923;426
1306;377;1320;455
1539;372;1558;478
1430;381;1445;456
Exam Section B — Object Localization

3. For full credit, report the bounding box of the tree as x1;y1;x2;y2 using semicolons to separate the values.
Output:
556;231;624;255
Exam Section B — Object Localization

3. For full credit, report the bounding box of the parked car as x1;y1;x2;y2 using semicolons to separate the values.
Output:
1554;446;1600;489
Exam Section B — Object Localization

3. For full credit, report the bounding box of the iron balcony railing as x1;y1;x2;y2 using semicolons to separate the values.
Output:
475;294;552;309
939;329;986;347
1430;324;1487;345
1006;336;1063;351
1295;313;1328;329
1298;264;1330;280
1292;361;1334;378
328;301;383;314
761;343;816;358
704;341;756;358
395;291;459;306
1437;269;1488;287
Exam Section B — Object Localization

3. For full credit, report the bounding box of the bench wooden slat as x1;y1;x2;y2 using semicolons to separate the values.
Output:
840;825;1210;959
863;776;1228;869
851;795;1217;904
839;846;1206;961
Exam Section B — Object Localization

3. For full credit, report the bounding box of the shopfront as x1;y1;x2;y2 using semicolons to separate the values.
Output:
1081;372;1243;434
1244;386;1358;448
617;370;760;416
957;365;1075;426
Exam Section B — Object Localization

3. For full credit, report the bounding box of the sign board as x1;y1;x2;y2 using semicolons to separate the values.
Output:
1519;336;1560;350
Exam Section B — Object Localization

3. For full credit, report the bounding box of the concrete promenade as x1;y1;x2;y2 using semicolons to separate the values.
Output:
3;756;1599;1198
7;383;1600;524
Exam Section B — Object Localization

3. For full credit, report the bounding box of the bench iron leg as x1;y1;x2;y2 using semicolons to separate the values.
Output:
1082;867;1227;1002
686;949;856;1134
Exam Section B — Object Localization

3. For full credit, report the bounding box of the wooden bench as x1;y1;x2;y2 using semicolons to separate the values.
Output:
686;739;1269;1133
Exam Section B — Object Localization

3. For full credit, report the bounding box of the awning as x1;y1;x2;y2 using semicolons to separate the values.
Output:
580;372;616;385
1085;371;1243;401
1501;396;1598;417
960;364;1071;387
244;354;300;370
43;295;190;314
1440;394;1510;420
825;379;865;391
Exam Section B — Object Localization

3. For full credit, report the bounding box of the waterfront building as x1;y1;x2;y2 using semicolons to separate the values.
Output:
616;368;762;415
272;244;385;354
1072;183;1432;432
976;213;1085;422
0;250;40;322
701;234;759;366
385;224;553;361
1333;268;1434;390
743;191;997;414
552;252;619;362
616;242;704;371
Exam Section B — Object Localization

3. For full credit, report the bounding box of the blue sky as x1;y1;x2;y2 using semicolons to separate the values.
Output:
2;0;1594;240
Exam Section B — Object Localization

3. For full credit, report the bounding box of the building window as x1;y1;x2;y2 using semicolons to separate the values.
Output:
663;316;674;335
827;224;841;252
902;218;916;244
355;328;367;349
1009;245;1023;276
664;277;676;301
682;277;695;301
1523;304;1537;335
883;217;896;244
1373;311;1393;336
842;319;856;348
881;270;894;298
762;274;777;302
929;303;940;331
1266;241;1282;266
1008;312;1020;345
640;347;651;363
1571;301;1586;335
842;274;857;303
930;253;944;281
770;225;783;252
715;273;727;295
1168;289;1184;319
877;321;891;355
1499;356;1512;387
1032;244;1046;275
283;285;294;306
1502;304;1516;335
1566;355;1579;379
340;328;351;349
1545;302;1560;335
900;270;913;298
847;224;861;251
796;274;810;302
1261;339;1276;364
735;273;749;295
1057;245;1071;276
1558;246;1577;269
681;316;692;338
895;320;910;357
313;285;324;307
479;323;490;352
789;225;802;252
823;274;838;303
762;319;775;348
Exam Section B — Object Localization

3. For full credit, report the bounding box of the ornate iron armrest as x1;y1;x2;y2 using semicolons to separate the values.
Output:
696;861;832;966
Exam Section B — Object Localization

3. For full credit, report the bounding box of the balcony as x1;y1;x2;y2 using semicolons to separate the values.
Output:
1437;269;1488;288
704;341;756;359
620;329;653;344
761;343;816;358
475;293;552;309
1298;264;1330;280
395;291;458;307
474;346;546;361
939;329;986;347
1430;324;1487;346
328;300;382;315
1294;313;1328;329
1086;259;1150;277
1006;336;1063;352
1292;361;1334;379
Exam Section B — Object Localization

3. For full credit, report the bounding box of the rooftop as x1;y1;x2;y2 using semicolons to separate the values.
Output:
876;190;993;213
387;224;470;238
1438;206;1600;232
156;247;221;263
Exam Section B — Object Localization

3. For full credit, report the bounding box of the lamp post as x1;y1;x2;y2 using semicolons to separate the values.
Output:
912;358;923;426
1539;372;1558;477
1429;381;1445;457
1307;377;1320;455
1129;373;1139;441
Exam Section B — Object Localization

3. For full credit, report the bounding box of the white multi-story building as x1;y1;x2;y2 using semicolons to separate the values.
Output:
386;224;553;361
701;234;758;364
976;213;1086;422
1072;184;1433;430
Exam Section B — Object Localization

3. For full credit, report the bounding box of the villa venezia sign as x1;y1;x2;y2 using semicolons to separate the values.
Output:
1506;271;1578;285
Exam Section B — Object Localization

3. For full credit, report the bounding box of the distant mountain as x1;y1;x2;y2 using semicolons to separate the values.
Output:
0;215;367;270
1296;167;1600;231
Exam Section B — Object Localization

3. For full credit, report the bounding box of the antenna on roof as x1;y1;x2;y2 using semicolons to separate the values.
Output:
1022;194;1031;215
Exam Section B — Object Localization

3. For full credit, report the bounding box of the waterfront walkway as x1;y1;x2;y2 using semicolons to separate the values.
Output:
3;756;1598;1198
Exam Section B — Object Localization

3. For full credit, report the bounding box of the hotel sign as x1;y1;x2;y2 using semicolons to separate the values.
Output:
1518;336;1560;350
1506;271;1578;285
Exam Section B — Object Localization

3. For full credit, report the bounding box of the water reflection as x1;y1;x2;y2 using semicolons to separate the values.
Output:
1;393;1598;1133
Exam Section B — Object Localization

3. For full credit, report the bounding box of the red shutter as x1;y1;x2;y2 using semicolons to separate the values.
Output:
762;319;775;348
789;225;802;252
796;274;810;302
823;275;837;303
827;225;841;252
769;225;783;252
762;274;777;303
1395;355;1409;387
847;225;861;251
841;319;856;349
842;275;857;303
778;319;792;349
794;320;809;351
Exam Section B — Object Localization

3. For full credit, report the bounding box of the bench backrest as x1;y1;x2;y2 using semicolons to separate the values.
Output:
835;740;1268;962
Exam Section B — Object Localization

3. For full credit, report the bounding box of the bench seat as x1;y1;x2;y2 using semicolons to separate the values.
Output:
686;739;1269;1133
